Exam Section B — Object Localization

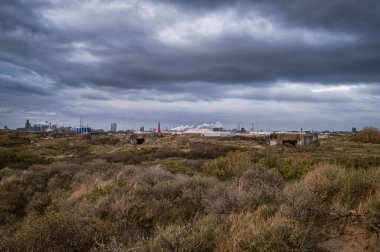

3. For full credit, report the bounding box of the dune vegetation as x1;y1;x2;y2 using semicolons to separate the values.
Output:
0;131;379;251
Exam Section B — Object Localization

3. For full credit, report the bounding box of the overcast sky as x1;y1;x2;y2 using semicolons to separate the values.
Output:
1;0;379;130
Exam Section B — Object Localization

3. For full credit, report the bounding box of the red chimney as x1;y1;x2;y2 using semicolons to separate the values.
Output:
157;121;161;134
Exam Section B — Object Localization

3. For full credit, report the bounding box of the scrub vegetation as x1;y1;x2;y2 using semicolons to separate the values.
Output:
0;131;379;251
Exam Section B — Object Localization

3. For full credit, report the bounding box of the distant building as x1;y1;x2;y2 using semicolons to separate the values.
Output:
139;126;144;132
352;127;357;133
203;131;236;137
75;127;91;134
248;131;271;137
25;119;31;129
270;132;318;146
111;123;117;132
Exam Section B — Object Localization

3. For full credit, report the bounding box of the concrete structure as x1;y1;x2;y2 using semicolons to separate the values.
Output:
130;134;145;144
270;132;318;146
157;121;161;134
111;123;117;132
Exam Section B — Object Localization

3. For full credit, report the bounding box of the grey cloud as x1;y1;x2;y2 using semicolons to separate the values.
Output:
0;0;379;129
81;94;111;101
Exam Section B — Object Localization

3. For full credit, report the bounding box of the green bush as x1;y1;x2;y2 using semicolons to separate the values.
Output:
202;152;253;180
0;133;31;147
256;151;318;181
0;150;51;169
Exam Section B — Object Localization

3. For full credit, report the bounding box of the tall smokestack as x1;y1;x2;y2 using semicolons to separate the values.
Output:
157;121;161;134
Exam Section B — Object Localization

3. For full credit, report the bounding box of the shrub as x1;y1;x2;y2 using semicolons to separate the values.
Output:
255;203;279;220
202;152;253;180
90;137;120;145
0;182;28;225
101;149;182;164
148;220;216;252
26;192;52;215
355;127;380;144
257;151;318;181
241;224;318;252
237;168;284;198
0;133;31;147
185;143;238;159
302;164;343;200
233;168;284;211
122;167;214;225
203;168;284;213
334;154;380;169
0;150;51;169
4;212;115;252
0;167;14;180
202;185;239;214
362;196;380;232
281;164;380;219
68;166;217;232
281;165;345;220
280;182;322;220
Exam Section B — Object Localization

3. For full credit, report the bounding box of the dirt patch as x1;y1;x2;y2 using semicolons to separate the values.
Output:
318;219;379;252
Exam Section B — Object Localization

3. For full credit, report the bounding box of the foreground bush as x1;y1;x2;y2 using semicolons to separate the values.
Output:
202;168;284;213
0;182;28;225
148;222;215;252
241;224;318;252
281;164;380;220
0;212;115;252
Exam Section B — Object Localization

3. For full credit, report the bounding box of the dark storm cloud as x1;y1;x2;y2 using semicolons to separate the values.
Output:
1;0;379;93
0;0;379;129
0;0;50;33
162;0;380;32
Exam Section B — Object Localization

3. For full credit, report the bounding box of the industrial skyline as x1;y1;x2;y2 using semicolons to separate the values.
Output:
8;117;358;135
1;0;379;130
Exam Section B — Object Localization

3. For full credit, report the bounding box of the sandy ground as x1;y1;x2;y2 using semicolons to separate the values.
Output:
318;219;380;252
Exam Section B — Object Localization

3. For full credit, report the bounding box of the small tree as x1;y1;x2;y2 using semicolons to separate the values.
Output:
356;127;380;144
